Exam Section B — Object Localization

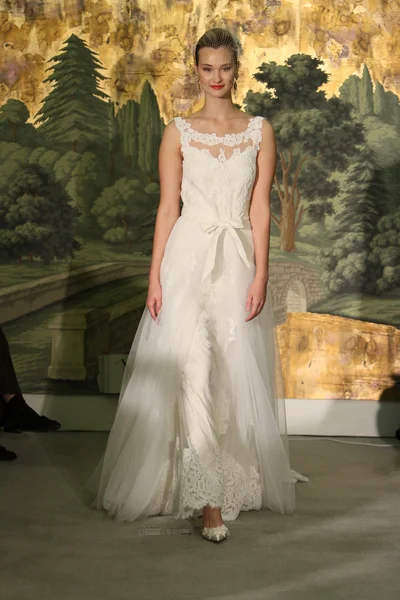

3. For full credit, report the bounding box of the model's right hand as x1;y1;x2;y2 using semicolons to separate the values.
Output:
146;280;162;321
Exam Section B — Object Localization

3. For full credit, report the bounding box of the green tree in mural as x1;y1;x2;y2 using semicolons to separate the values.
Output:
359;64;374;116
138;81;164;181
0;99;39;146
374;82;400;127
107;100;120;179
0;165;80;263
341;68;400;129
385;90;400;129
92;178;159;252
0;99;29;143
0;142;31;193
117;100;140;168
339;65;374;118
35;34;109;152
66;152;108;234
319;145;386;295
369;212;400;293
383;160;400;214
29;147;60;175
53;151;81;187
339;75;360;113
245;54;364;252
373;81;387;120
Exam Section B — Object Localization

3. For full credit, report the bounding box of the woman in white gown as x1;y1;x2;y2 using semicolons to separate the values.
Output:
90;28;304;543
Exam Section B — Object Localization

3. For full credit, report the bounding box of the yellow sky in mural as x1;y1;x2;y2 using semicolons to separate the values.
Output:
0;0;399;119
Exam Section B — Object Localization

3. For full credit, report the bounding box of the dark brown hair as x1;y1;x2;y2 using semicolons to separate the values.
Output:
195;28;240;73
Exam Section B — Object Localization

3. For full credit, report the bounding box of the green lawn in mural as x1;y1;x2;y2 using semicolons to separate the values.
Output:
0;242;150;289
311;289;400;328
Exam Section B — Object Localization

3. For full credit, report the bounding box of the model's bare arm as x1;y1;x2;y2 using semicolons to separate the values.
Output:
147;121;182;320
246;119;276;322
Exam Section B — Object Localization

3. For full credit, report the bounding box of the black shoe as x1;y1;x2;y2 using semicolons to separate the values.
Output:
2;394;61;433
0;444;17;461
21;415;61;433
1;394;24;433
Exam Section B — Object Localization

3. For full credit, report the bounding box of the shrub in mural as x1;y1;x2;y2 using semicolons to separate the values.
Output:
0;163;80;263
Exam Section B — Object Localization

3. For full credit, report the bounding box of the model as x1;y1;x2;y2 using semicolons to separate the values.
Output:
90;27;304;544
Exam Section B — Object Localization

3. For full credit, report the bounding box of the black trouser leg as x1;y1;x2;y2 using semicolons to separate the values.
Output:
0;328;61;432
0;328;21;396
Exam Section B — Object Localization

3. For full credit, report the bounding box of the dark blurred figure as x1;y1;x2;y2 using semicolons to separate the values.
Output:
379;373;400;440
0;327;61;461
394;374;400;441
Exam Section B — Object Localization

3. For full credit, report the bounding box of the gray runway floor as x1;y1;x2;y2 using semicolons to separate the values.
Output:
1;432;399;600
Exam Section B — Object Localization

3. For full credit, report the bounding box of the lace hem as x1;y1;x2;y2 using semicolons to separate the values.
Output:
178;443;262;520
147;441;263;521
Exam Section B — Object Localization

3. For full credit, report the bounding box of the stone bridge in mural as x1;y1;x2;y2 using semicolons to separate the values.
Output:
269;261;325;325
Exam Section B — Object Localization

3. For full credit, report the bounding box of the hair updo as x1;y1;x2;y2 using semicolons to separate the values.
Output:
194;27;241;74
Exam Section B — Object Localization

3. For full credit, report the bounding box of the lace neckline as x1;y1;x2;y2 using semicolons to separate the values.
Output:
178;116;258;142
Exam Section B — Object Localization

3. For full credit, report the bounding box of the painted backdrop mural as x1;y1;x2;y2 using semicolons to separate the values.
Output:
0;1;399;400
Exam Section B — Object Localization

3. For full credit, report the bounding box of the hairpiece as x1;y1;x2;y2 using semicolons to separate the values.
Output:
193;27;243;66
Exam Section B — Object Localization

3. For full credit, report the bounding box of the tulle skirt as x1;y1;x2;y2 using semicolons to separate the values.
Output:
87;214;296;522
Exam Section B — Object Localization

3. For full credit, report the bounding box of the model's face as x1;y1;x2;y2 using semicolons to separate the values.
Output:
195;46;236;96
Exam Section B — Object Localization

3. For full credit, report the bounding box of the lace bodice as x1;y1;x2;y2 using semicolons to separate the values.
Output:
172;115;264;283
174;115;264;221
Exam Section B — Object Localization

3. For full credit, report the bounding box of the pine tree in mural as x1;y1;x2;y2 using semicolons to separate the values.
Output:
319;145;387;295
35;34;109;152
359;64;374;116
106;100;119;179
384;160;400;213
385;90;400;129
138;81;163;181
117;100;140;168
339;75;360;112
373;81;387;120
340;67;400;128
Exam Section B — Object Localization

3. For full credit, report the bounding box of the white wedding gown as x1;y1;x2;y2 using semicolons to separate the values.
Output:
89;115;304;523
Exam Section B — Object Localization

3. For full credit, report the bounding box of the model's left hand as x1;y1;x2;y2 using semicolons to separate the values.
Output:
245;275;268;322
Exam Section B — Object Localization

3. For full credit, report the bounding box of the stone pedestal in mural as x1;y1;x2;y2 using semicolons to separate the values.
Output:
277;312;400;400
47;308;110;381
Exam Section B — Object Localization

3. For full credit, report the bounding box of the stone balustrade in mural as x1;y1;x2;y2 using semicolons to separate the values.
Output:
45;261;325;386
48;308;110;382
47;298;145;383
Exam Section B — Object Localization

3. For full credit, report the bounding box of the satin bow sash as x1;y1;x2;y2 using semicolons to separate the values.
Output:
198;216;252;282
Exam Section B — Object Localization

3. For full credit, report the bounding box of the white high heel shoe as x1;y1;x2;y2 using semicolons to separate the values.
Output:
201;524;230;543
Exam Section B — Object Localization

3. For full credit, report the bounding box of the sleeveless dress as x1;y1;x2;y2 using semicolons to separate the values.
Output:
89;115;299;523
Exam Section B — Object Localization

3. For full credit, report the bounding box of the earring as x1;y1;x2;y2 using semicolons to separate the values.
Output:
233;77;238;98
